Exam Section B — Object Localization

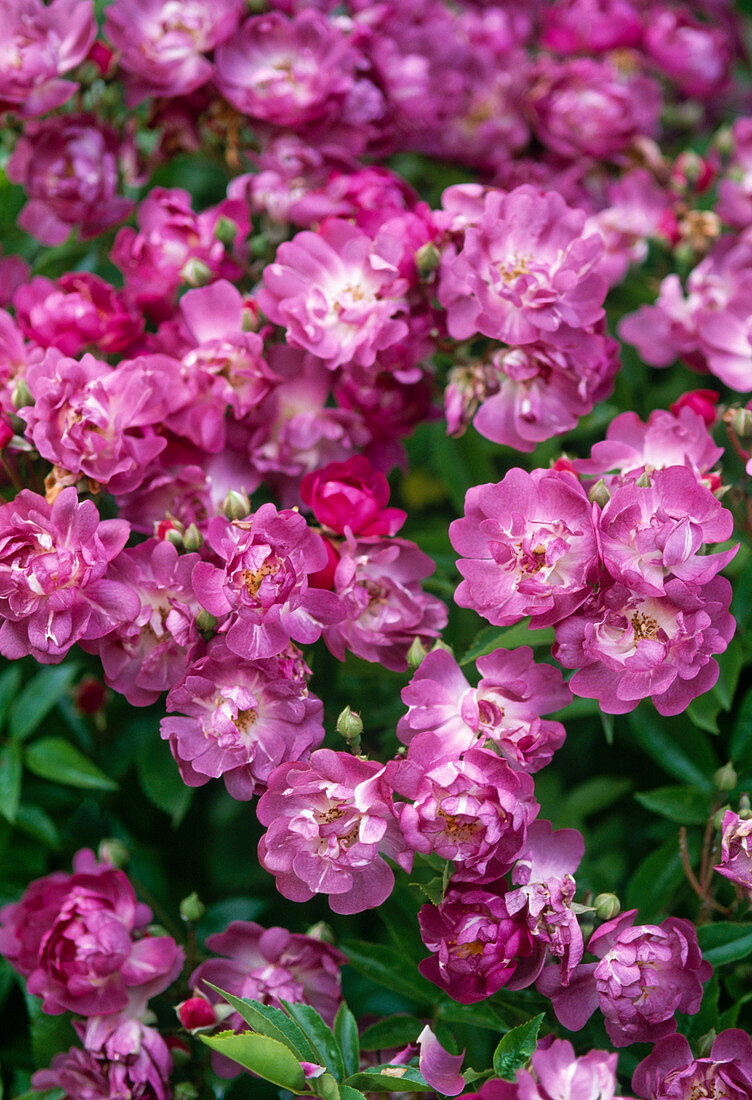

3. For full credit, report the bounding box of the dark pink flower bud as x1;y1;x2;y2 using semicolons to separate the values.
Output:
301;456;406;536
178;996;217;1030
670;389;719;427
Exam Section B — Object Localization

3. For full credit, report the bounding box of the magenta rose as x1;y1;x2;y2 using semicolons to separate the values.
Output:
0;850;183;1016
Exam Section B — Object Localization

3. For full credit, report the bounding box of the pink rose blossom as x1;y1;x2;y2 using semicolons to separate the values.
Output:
541;0;642;53
718;118;752;230
715;810;752;896
161;638;323;799
0;849;183;1016
163;280;278;453
538;909;712;1047
507;821;585;980
32;1017;173;1100
215;10;370;130
301;456;406;536
644;8;733;99
397;647;569;774
633;1029;752;1100
0;0;96;118
322;534;447;672
0;250;30;308
192;505;343;661
438;187;607;345
82;539;203;706
528;57;662;161
0;488;138;664
257;219;408;369
446;326;619;451
14;274;143;357
191;919;344;1025
418;878;545;1004
21;350;182;495
395;746;538;877
597;466;736;596
573;407;723;489
553;577;735;716
257;749;410;914
111;188;249;321
104;0;243;104
7;116;133;246
465;1038;624;1100
451;468;598;628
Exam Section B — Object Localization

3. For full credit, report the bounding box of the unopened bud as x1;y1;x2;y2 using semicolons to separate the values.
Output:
713;805;731;830
407;636;428;670
98;838;128;868
635;470;652;488
588;478;610;507
724;406;752;438
11;378;33;410
714;763;737;792
165;528;184;548
337;705;363;750
593;893;621;921
174;1085;199;1100
305;920;335;943
223;488;251;520
179;891;205;923
214;215;237;247
183;523;203;552
414;241;441;278
177;997;217;1032
181;258;212;287
250;234;269;259
196;609;218;634
739;793;752;819
697;1030;717;1058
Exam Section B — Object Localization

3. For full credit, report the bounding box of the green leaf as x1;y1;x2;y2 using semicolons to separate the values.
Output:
437;999;531;1032
14;804;60;849
9;664;79;742
627;710;717;792
554;777;631;829
625;836;689;921
24;992;75;1068
12;1090;65;1100
697;923;752;967
281;1000;344;1080
317;1073;341;1100
492;1015;545;1082
343;942;442;1005
713;637;743;710
203;985;316;1061
634;786;713;825
687;690;723;735
24;738;116;790
0;665;21;731
136;737;191;824
730;686;752;766
412;875;444;907
334;1003;360;1079
0;740;22;823
344;1067;432;1093
340;1087;367;1100
460;622;554;666
359;1017;423;1052
199;1031;306;1090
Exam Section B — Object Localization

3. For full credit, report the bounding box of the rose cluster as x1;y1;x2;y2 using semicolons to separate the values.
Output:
451;404;737;716
0;849;182;1098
